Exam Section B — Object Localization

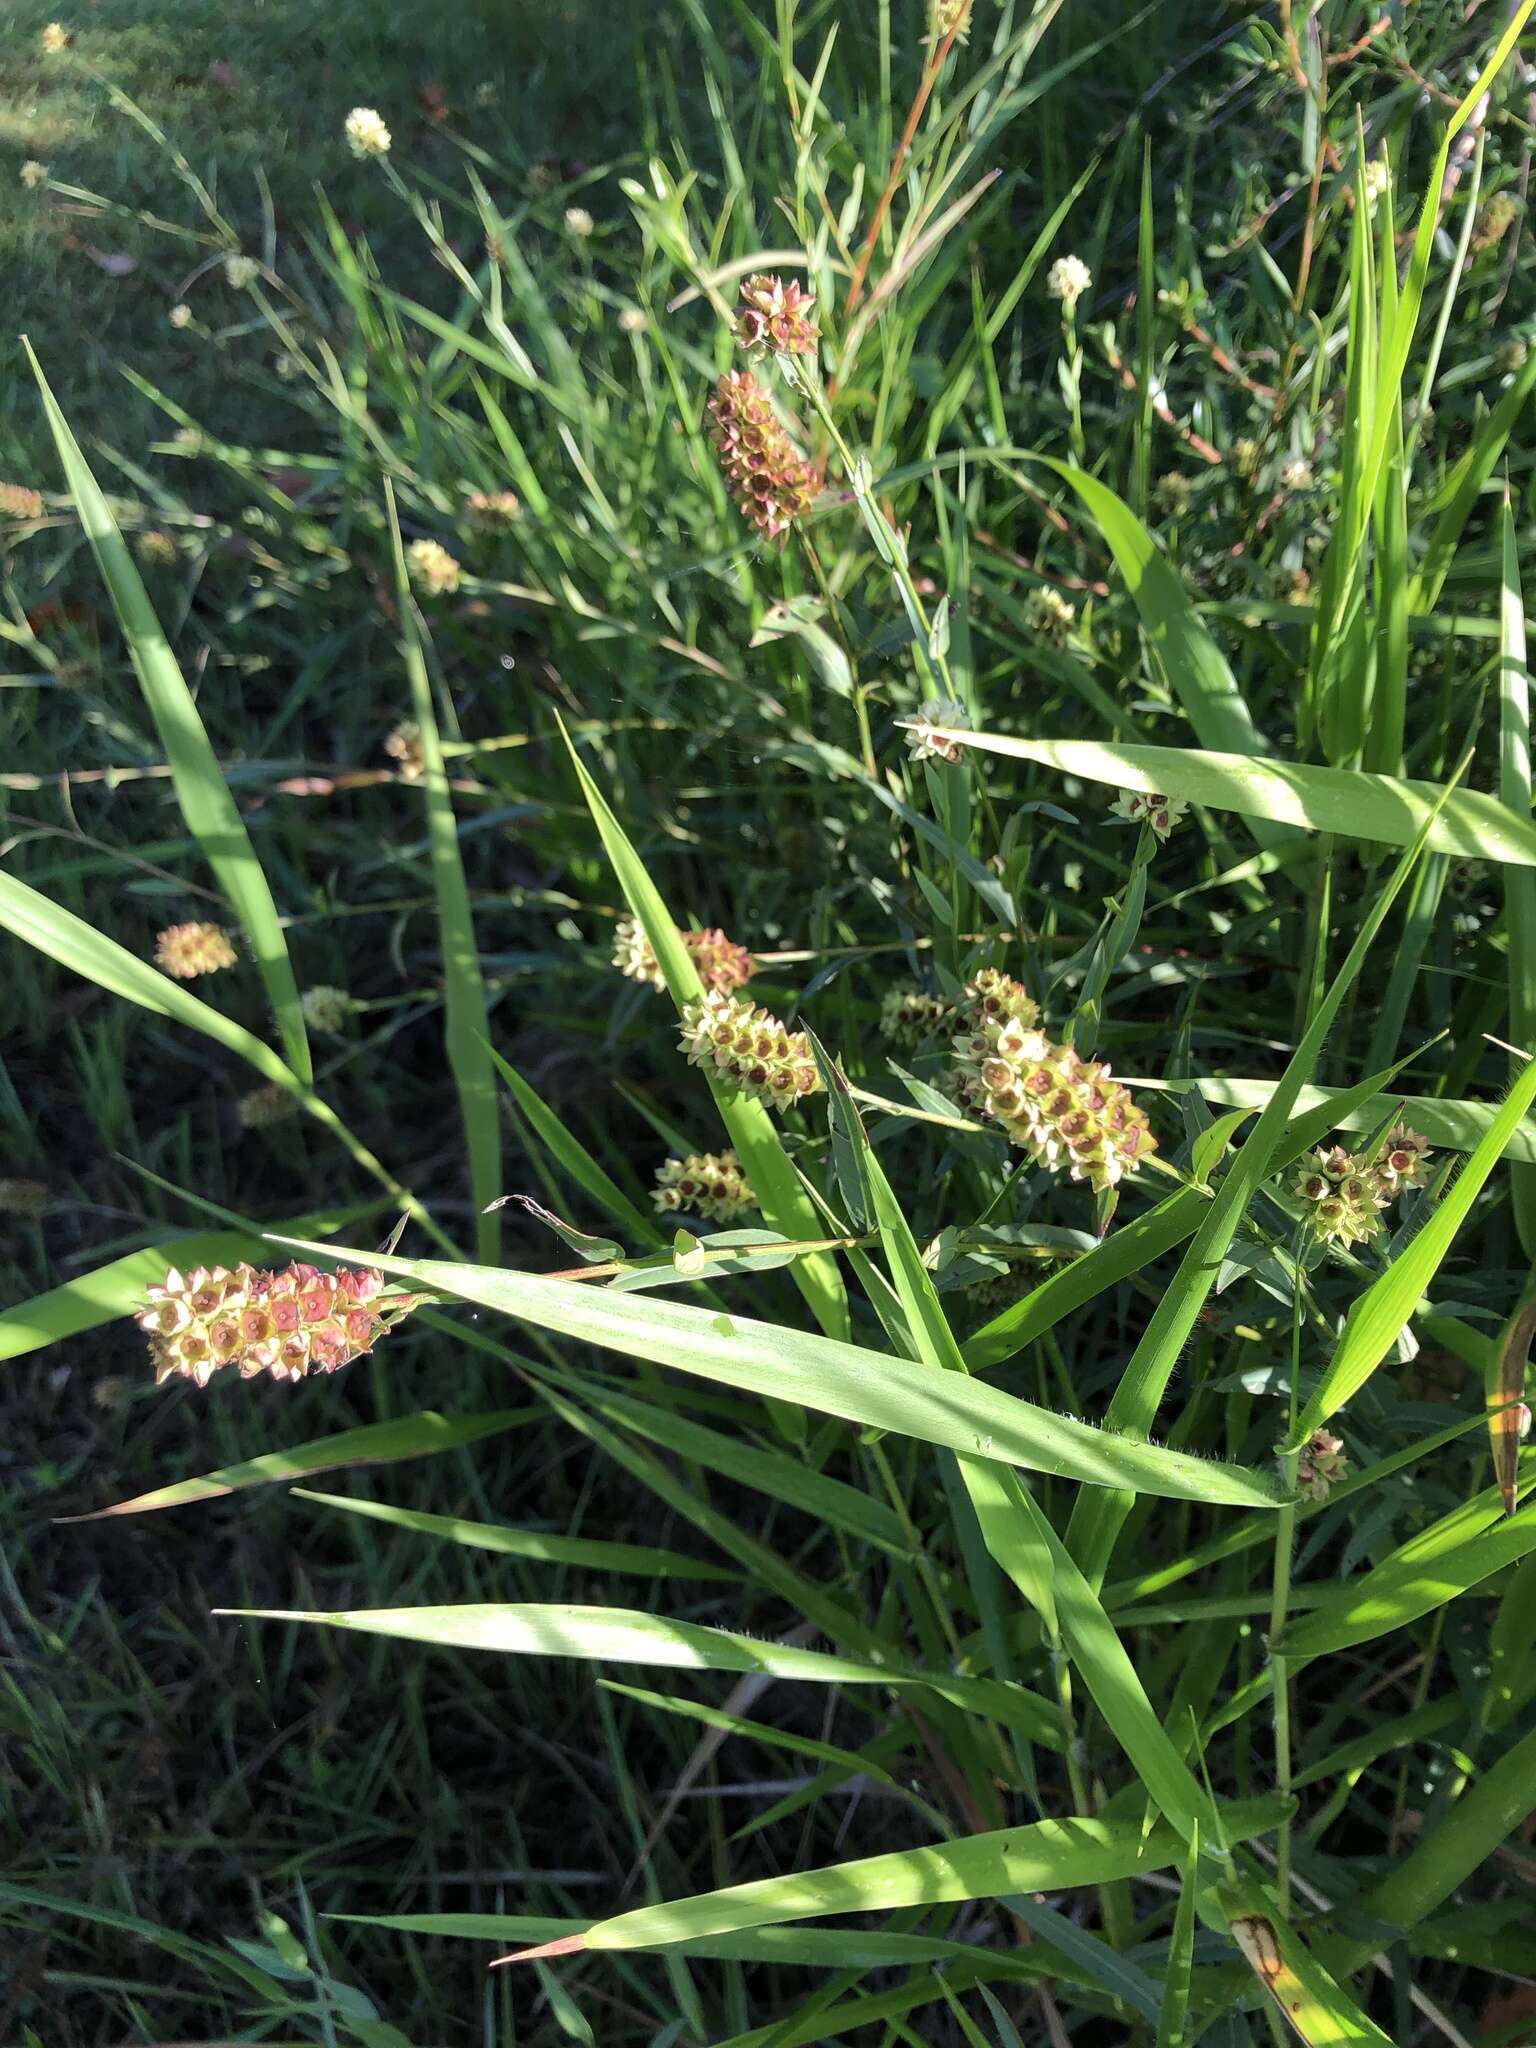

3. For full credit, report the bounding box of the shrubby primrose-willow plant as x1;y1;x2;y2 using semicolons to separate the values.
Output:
10;5;1536;2042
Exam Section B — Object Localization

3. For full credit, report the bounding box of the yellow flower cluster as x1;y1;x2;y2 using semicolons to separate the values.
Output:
653;1150;756;1224
137;1261;403;1386
611;917;753;995
154;922;237;979
680;991;820;1111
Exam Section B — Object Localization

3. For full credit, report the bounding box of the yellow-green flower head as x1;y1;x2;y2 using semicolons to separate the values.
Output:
952;1011;1156;1190
136;1260;405;1387
963;967;1040;1030
1473;191;1519;252
136;528;177;565
905;698;970;765
224;253;259;290
168;302;193;329
1026;586;1075;639
385;718;425;779
1295;1427;1348;1502
1278;455;1314;492
0;1178;49;1217
301;984;356;1035
464;488;522;528
41;22;69;53
238;1082;300;1130
154;921;237;979
653;1150;755;1224
1047;254;1091;307
735;273;819;358
563;205;595;237
407;538;461;596
0;483;45;520
1155;470;1191;517
1231;436;1262;479
612;918;754;995
1362;156;1390;211
933;0;973;41
708;370;817;544
880;985;952;1048
1111;789;1188;841
1294;1145;1386;1247
20;160;49;189
680;991;820;1111
1372;1122;1433;1197
344;106;391;158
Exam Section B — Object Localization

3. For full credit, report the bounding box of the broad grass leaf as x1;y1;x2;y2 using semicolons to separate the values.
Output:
494;1797;1287;1955
1498;495;1536;1256
941;732;1536;869
26;343;311;1081
280;1241;1289;1511
1280;1463;1536;1660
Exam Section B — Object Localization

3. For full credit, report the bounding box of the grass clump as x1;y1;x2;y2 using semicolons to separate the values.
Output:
5;3;1536;2044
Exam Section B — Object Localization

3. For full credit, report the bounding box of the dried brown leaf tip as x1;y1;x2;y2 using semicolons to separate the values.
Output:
138;1261;414;1386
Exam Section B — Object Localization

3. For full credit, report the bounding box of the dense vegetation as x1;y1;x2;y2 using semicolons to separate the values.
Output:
5;2;1536;2043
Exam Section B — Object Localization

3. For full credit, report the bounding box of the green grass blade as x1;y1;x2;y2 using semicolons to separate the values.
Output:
281;1242;1289;1511
1156;1821;1198;2048
1065;801;1444;1583
559;717;850;1341
1409;347;1536;615
386;486;500;1259
943;731;1536;868
1288;1055;1536;1447
1350;1719;1536;1946
496;1798;1288;1956
0;866;453;1250
68;1411;535;1520
485;1046;660;1245
292;1489;739;1582
1499;492;1536;1257
25;340;311;1082
1280;1466;1536;1660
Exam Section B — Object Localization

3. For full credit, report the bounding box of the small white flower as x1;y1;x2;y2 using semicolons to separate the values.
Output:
563;205;595;238
407;538;461;596
168;302;193;329
1362;156;1390;211
1278;455;1314;492
618;306;648;334
1047;254;1091;308
20;160;49;189
345;107;391;159
904;698;971;766
224;253;259;290
40;21;69;53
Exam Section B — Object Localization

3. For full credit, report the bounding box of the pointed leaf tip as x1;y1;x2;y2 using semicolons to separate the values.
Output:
490;1933;588;1966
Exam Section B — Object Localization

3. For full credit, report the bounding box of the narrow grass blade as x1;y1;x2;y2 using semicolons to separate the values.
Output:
1351;1719;1536;1945
386;486;500;1259
1488;1293;1536;1518
832;1062;1223;1839
941;731;1536;869
279;1242;1289;1510
1280;1465;1536;1659
67;1411;535;1520
495;1798;1288;1956
0;867;453;1250
217;1601;1059;1741
487;1046;659;1244
1498;492;1536;1256
1156;1822;1198;2048
559;717;849;1341
1066;797;1443;1582
25;341;311;1081
1288;1055;1536;1447
1037;465;1281;784
293;1489;739;1582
